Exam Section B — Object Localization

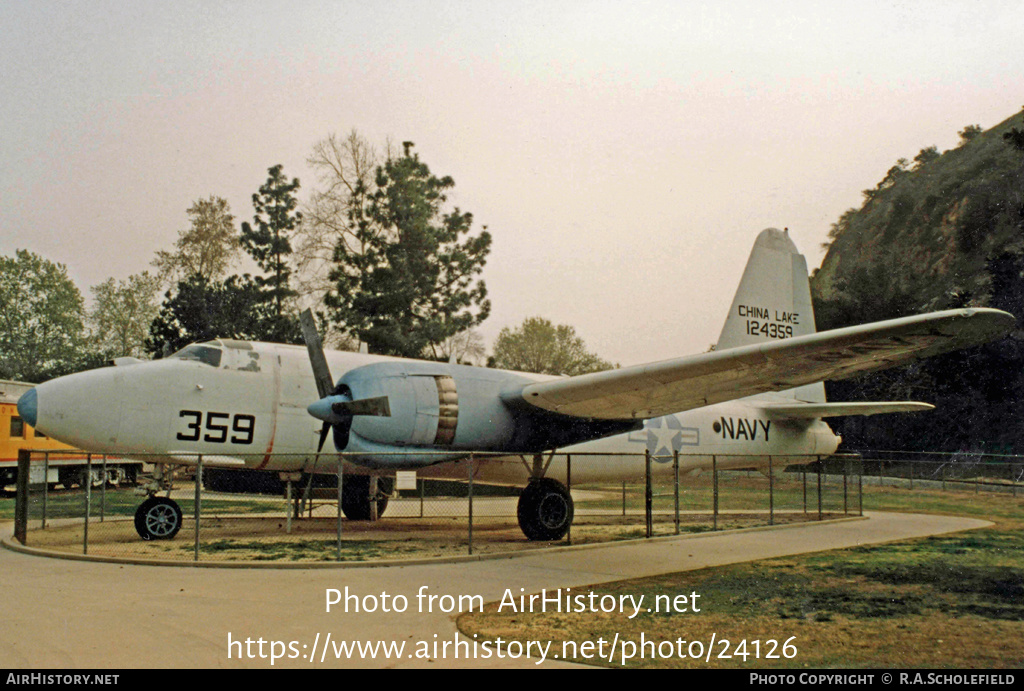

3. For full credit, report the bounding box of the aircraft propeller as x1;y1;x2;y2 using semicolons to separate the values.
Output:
299;309;391;453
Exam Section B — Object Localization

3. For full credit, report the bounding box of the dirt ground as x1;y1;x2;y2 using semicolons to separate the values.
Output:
21;508;840;564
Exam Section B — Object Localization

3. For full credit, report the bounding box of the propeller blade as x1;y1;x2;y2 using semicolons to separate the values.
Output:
332;396;391;418
316;421;331;453
308;395;391;422
299;309;335;400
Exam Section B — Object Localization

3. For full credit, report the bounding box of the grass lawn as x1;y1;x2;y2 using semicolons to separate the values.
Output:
457;484;1024;668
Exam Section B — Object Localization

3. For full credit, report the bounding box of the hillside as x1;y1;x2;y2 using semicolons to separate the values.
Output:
809;108;1024;453
812;109;1024;326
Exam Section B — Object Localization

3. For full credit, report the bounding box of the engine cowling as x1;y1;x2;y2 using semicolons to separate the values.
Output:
334;361;524;466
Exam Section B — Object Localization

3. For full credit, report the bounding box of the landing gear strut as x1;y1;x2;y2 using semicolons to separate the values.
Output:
517;477;573;541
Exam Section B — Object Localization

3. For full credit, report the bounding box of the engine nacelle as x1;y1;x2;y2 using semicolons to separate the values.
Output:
338;361;523;453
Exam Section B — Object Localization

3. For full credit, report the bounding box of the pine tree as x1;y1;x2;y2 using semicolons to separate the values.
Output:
326;146;491;358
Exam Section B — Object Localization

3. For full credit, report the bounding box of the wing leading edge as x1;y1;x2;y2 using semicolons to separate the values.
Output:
756;401;935;419
515;308;1014;421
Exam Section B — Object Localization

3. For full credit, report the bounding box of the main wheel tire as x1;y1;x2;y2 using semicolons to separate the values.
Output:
341;476;391;520
134;496;183;541
517;478;574;541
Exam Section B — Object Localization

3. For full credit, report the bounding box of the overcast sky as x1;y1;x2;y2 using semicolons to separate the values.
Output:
2;1;1022;366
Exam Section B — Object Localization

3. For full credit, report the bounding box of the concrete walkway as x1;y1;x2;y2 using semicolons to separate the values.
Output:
0;511;990;669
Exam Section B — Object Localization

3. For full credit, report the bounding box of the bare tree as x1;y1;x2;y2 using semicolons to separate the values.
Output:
434;328;486;365
295;130;383;301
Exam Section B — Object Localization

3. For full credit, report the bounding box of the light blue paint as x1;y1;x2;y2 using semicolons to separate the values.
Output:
17;388;37;427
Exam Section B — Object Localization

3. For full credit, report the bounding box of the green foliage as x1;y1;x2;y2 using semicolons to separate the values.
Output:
326;146;491;358
146;274;266;355
812;109;1024;452
490;316;616;375
913;145;940;168
0;249;95;382
1003;108;1024;153
149;182;307;353
151;196;240;283
241;166;301;313
89;272;161;359
960;124;983;144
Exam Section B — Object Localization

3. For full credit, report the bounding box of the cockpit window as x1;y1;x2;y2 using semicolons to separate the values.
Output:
169;344;223;368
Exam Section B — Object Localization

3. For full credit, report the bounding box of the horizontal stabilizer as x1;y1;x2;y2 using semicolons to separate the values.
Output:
518;308;1013;420
758;401;935;419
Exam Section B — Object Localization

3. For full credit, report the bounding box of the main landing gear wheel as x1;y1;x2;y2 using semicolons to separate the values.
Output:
341;476;392;521
517;478;574;541
134;496;183;541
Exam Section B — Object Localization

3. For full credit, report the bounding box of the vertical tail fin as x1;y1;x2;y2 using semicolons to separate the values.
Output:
715;227;824;403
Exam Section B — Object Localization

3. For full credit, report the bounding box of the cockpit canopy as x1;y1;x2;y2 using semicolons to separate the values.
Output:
168;340;262;372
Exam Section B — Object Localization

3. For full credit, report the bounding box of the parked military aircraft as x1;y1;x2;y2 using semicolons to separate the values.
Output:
17;228;1013;541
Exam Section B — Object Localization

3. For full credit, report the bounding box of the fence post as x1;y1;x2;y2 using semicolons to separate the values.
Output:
858;457;864;517
843;457;848;515
194;455;202;562
285;478;293;534
816;457;823;521
100;455;107;522
768;455;774;526
712;455;718;531
14;449;30;545
566;454;572;545
802;467;807;514
342;458;350;560
84;454;91;555
909;460;914;490
41;451;49;530
644;450;652;538
467;454;474;556
41;454;49;528
673;450;680;535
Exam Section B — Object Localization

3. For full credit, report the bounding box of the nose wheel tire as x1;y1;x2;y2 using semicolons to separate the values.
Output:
517;478;574;541
134;496;183;541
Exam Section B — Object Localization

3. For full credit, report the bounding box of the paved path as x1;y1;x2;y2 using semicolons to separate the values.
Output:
0;511;990;669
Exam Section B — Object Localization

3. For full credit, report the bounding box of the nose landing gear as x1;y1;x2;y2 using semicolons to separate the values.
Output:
134;495;183;540
133;463;183;541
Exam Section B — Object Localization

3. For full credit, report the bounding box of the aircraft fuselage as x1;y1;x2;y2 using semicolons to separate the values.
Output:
24;339;838;486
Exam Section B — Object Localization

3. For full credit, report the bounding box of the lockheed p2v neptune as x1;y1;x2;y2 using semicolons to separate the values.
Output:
16;228;1014;541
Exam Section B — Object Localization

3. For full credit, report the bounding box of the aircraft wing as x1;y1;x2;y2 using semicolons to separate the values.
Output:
757;401;934;419
516;308;1014;420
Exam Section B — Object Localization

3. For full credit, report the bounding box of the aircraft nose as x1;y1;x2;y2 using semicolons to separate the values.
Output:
17;388;37;427
28;368;123;450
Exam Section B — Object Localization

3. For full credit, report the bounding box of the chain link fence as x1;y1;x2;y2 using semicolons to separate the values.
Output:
7;450;869;564
855;450;1024;495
